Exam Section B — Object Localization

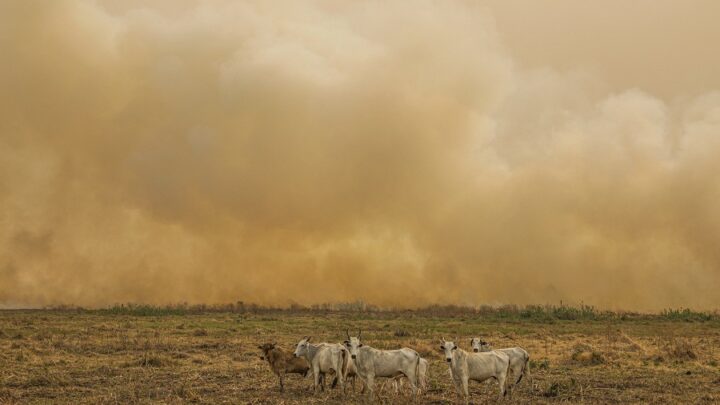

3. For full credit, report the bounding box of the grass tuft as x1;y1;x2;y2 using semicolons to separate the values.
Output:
570;343;605;365
193;328;208;337
136;353;172;367
663;337;697;360
394;329;411;337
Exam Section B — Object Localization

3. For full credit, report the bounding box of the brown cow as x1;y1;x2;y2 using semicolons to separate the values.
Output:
258;342;311;391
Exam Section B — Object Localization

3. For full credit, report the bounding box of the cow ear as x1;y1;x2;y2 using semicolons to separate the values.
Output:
439;345;444;351
359;343;363;347
343;340;349;344
452;345;457;350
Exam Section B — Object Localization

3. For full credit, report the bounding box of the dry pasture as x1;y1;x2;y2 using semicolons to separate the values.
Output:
1;308;719;404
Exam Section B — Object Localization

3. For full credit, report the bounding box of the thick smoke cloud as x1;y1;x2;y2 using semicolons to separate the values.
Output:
1;1;719;310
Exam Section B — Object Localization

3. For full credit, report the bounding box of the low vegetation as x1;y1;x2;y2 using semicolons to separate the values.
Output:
0;305;718;403
88;302;719;322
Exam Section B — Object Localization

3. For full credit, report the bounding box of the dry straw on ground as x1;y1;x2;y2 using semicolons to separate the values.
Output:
1;306;719;404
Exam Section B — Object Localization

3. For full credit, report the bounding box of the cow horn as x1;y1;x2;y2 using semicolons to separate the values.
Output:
440;337;445;344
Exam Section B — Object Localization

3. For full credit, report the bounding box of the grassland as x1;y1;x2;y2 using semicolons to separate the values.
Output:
1;305;719;404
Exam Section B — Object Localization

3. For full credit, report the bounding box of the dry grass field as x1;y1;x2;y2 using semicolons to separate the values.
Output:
1;306;719;404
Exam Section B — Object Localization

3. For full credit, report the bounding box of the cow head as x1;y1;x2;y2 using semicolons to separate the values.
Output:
439;338;457;363
470;337;492;353
258;342;276;360
344;329;363;360
294;336;312;358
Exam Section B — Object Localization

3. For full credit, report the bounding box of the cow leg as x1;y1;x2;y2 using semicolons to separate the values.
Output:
365;374;376;402
514;365;523;386
525;358;533;388
313;367;321;393
410;383;418;401
508;366;520;398
408;367;419;400
343;375;353;395
404;374;418;400
385;379;394;395
461;376;469;405
497;371;508;401
379;378;396;396
278;371;284;392
451;371;463;397
335;364;345;396
356;373;370;398
304;370;313;391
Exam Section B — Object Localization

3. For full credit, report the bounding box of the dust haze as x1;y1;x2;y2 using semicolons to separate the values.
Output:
1;1;719;310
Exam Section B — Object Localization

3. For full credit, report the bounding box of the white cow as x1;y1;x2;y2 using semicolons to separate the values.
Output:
294;336;347;394
470;337;531;388
440;338;511;404
344;331;421;401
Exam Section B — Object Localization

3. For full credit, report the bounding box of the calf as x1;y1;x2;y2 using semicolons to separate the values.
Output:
470;338;531;388
294;337;347;394
440;338;511;404
258;342;311;392
345;331;421;401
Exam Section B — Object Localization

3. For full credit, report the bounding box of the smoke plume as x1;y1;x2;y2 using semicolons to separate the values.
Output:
1;0;719;310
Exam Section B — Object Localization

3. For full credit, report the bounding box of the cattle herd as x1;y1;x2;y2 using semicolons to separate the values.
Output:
258;330;530;403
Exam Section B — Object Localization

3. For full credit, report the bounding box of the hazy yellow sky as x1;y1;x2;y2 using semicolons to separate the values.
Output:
1;1;719;310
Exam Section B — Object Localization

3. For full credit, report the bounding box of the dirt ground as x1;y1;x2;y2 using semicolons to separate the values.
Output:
1;309;719;404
